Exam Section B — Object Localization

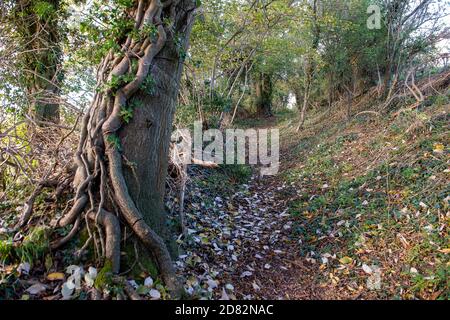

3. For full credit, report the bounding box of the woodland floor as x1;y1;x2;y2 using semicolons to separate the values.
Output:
173;102;449;300
173;133;359;300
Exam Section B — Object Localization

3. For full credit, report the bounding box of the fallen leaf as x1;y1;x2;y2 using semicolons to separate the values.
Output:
144;276;154;287
240;271;252;278
339;256;353;265
419;202;428;209
225;284;234;291
220;288;230;300
433;143;444;154
149;289;161;299
84;267;97;287
252;281;261;291
207;279;218;290
47;272;65;281
61;280;75;300
26;283;47;295
17;262;30;275
66;265;83;289
366;266;382;290
362;264;372;274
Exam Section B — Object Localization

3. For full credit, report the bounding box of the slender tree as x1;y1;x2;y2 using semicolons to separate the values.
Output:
296;0;320;132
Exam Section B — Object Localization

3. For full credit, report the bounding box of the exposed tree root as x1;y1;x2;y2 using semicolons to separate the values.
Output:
107;148;178;289
15;184;45;230
33;0;197;297
121;278;142;300
50;216;81;250
86;210;121;274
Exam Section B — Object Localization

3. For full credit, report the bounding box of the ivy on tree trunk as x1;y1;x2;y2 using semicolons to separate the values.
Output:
54;0;197;294
15;0;63;124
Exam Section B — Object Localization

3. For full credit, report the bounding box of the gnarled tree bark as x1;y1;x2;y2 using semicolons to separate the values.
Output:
55;0;197;294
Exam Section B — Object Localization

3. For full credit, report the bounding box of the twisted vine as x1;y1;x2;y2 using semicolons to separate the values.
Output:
52;0;196;295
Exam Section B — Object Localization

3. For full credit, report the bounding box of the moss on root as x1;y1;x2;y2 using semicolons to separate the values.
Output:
121;242;159;280
94;259;113;290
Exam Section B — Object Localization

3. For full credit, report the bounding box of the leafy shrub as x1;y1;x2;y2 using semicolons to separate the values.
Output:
15;226;49;264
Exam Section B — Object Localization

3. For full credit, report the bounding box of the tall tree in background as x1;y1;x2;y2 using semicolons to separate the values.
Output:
14;0;64;124
253;71;273;116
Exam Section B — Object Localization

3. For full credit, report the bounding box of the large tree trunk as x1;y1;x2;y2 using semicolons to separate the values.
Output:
56;0;196;293
17;0;62;124
254;72;273;116
120;44;186;254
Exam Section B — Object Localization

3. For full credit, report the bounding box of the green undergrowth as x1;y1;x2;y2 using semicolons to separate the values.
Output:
0;226;51;299
194;164;252;195
0;226;50;266
282;102;449;299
